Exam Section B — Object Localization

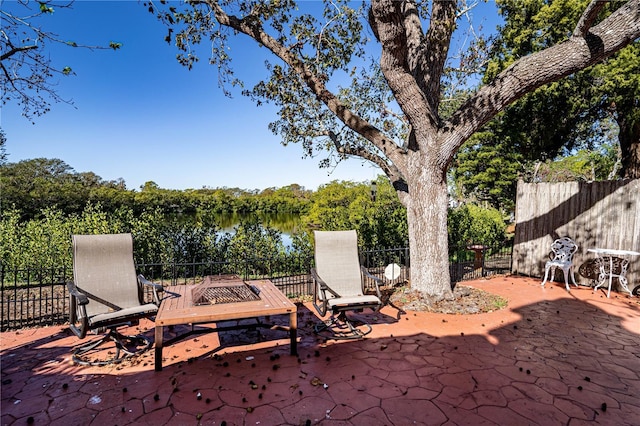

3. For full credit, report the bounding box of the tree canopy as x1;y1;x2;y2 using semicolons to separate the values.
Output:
0;158;312;220
486;0;640;178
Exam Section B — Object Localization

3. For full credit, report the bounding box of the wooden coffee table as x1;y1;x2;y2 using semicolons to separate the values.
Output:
154;276;297;371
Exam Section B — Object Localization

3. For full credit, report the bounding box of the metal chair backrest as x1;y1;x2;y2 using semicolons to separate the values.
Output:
550;237;578;263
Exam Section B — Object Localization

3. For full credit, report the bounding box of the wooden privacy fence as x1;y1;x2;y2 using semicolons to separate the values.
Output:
512;179;640;289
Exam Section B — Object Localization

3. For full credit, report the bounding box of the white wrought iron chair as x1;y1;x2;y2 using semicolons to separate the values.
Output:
67;233;163;366
311;230;383;339
541;237;579;292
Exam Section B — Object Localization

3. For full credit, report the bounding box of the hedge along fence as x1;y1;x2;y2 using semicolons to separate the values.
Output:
512;179;640;288
1;241;514;331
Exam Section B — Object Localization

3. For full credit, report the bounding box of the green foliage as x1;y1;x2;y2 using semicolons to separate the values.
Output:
223;219;288;276
21;208;73;270
2;181;511;275
0;207;74;270
452;0;639;208
302;180;367;230
0;208;23;269
127;208;169;265
486;0;639;177
532;143;620;182
0;158;312;220
38;2;55;14
451;123;525;213
448;204;506;250
360;176;408;249
0;203;301;276
289;230;313;260
301;177;407;249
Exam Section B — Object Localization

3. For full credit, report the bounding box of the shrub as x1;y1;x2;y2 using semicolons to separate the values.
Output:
448;204;506;249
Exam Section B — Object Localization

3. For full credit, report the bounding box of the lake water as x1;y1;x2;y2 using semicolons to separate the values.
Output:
214;212;302;234
214;212;302;248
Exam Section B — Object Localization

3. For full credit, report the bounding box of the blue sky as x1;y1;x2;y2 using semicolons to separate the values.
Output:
2;0;499;191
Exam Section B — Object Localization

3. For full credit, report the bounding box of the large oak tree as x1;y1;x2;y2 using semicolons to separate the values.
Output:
151;0;640;299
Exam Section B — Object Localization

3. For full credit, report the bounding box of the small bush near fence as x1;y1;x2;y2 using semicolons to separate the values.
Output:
1;242;512;331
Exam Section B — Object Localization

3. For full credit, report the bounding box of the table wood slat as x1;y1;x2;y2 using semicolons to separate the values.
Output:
157;281;295;326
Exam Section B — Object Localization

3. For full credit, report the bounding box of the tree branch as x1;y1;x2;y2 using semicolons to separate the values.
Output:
329;130;408;193
206;0;407;171
370;0;438;135
418;0;457;108
573;0;607;37
1;44;37;61
440;0;640;163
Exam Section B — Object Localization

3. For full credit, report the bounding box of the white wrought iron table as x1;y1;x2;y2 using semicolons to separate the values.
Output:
587;248;640;298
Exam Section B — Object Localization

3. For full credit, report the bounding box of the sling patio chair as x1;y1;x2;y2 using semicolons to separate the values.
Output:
67;233;163;366
311;230;383;340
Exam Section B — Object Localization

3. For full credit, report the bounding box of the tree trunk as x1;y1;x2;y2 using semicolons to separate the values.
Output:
619;116;640;179
404;158;453;299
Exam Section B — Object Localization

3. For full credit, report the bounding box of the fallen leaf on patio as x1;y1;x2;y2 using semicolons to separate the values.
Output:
310;377;323;386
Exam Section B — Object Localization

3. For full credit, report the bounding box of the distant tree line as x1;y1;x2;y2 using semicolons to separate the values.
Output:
0;158;313;221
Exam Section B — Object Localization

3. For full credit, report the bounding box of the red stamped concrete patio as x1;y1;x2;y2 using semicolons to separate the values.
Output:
2;276;639;425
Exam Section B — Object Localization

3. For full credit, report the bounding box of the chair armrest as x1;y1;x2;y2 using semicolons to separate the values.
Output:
138;274;163;305
138;274;164;292
361;266;382;299
311;268;340;297
66;281;89;305
311;268;340;316
66;281;89;338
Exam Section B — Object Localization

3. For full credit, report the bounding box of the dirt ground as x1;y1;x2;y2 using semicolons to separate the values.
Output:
389;278;640;314
389;282;509;314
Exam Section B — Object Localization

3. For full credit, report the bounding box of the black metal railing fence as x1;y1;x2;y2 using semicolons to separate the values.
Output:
1;241;512;331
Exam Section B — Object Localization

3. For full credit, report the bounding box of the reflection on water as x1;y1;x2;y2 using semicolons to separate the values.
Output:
215;212;302;249
168;212;303;249
214;212;302;235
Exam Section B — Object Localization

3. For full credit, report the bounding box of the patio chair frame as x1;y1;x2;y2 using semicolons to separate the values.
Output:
67;234;163;366
311;230;383;340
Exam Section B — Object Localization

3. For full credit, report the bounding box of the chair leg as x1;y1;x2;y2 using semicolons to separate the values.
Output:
387;300;406;320
541;265;551;287
72;329;152;366
563;268;571;292
314;312;372;340
379;292;406;319
569;266;579;288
